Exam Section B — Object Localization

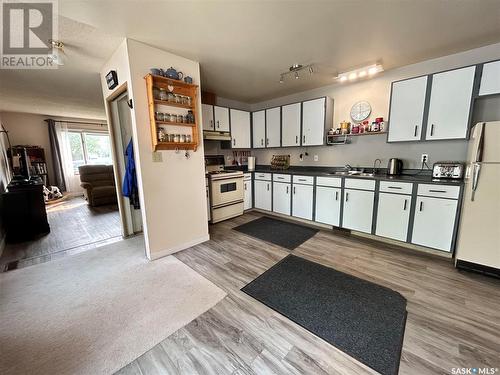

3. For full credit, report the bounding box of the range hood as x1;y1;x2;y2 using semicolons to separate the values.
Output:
203;130;231;141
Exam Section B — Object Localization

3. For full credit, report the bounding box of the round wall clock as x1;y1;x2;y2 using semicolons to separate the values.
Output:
350;101;371;122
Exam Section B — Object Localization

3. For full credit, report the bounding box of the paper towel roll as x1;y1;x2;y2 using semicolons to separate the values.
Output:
247;156;255;171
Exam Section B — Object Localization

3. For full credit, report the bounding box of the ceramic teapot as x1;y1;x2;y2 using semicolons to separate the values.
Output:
164;67;184;80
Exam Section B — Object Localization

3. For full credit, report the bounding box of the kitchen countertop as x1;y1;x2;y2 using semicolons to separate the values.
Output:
228;165;464;186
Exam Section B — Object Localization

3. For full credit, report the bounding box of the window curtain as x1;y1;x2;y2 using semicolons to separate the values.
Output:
46;119;66;191
54;122;82;194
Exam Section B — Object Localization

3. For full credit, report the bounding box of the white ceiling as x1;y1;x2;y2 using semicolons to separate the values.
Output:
1;0;500;119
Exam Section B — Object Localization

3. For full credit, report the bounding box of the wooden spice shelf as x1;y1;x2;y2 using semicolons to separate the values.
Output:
156;121;196;127
154;99;194;110
145;73;200;151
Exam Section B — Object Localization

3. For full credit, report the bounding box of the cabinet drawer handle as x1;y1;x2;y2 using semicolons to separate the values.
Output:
414;125;418;137
295;135;298;144
335;191;338;201
387;186;402;189
277;176;284;180
298;179;307;182
419;201;423;211
430;124;435;136
429;189;447;193
403;199;407;210
346;192;349;202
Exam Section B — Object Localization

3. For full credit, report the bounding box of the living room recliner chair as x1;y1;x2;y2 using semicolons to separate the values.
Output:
78;165;118;207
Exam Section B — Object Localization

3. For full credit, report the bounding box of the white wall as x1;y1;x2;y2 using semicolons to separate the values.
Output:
213;43;500;169
100;39;209;260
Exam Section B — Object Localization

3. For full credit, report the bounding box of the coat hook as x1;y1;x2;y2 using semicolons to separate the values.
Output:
127;99;133;109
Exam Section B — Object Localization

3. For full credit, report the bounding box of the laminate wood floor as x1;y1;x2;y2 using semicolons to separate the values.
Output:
117;212;500;375
1;196;122;270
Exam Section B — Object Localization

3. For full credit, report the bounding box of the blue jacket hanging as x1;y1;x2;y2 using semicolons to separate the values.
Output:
122;139;140;209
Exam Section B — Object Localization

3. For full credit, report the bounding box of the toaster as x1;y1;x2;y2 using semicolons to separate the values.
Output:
432;162;465;179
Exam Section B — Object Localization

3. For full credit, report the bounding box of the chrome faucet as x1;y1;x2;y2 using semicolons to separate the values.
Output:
373;159;382;175
344;164;353;172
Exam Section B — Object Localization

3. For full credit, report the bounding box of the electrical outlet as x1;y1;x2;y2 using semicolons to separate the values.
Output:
314;155;319;162
152;151;163;162
421;154;428;163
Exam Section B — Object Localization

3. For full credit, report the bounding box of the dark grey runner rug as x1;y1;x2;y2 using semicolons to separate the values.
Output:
242;255;407;375
233;216;318;250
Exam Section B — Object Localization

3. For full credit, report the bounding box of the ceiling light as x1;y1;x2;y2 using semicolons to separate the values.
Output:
336;64;383;83
279;63;315;83
48;39;67;66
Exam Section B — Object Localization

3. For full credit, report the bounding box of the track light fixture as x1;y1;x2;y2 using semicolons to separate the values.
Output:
279;63;315;83
335;64;383;83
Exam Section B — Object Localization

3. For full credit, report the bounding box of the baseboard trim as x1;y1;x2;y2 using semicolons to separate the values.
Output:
456;259;500;279
149;234;210;260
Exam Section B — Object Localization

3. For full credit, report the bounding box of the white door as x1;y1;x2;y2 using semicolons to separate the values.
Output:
388;76;428;142
252;111;266;148
479;60;500;96
243;180;252;210
202;104;214;131
214;106;230;132
412;196;458;251
266;107;281;147
254;180;272;211
292;184;313;220
426;66;475;140
230;109;251;148
315;186;341;227
273;182;291;215
302;98;325;146
342;189;374;233
282;103;301;147
376;193;411;241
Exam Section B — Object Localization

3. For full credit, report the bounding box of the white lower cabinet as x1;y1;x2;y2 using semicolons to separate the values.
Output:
254;180;272;211
342;189;375;233
243;180;252;210
273;182;291;215
376;193;411;241
292;184;313;220
412;196;458;251
315;186;341;227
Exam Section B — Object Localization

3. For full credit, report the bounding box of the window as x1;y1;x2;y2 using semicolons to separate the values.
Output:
68;131;113;174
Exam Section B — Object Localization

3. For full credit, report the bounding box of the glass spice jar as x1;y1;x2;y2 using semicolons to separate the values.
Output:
173;134;180;143
186;134;192;143
180;134;186;143
159;88;167;101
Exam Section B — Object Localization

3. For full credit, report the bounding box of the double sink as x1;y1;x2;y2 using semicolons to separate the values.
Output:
326;170;375;177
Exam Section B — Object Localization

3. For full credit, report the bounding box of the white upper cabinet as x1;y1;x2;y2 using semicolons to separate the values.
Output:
388;76;428;142
426;66;476;140
252;110;266;148
282;103;301;147
214;106;230;132
230;109;251;148
479;60;500;96
202;104;214;131
302;98;325;146
266;107;281;147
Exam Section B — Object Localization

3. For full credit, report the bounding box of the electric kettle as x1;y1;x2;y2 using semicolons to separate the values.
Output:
387;158;403;175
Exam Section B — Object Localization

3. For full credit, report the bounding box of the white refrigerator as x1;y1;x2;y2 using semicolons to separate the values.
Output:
455;122;500;275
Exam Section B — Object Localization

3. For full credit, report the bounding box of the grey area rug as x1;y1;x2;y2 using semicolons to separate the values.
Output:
233;216;319;250
242;255;407;375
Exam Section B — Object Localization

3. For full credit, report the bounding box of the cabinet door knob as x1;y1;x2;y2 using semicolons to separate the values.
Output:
414;125;418;137
419;201;423;211
430;124;435;136
261;139;263;146
217;120;220;128
293;186;296;194
403;199;407;210
286;186;289;194
267;183;270;191
295;135;298;144
346;192;349;202
303;135;306;143
335;191;338;201
233;139;236;146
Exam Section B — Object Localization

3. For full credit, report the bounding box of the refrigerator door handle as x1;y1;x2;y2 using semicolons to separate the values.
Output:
471;162;481;202
474;122;485;163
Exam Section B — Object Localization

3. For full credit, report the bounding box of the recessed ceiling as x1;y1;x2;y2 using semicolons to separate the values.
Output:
1;0;500;119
